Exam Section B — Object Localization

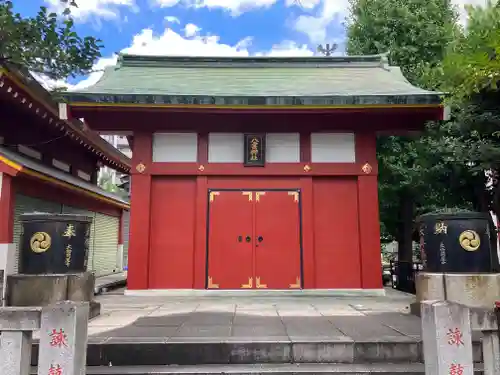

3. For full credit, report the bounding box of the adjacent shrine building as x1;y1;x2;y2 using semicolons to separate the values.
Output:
62;54;444;293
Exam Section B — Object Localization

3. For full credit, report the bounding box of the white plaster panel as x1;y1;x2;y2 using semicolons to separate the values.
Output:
208;133;244;163
311;133;356;163
266;133;300;163
153;133;198;162
52;158;70;172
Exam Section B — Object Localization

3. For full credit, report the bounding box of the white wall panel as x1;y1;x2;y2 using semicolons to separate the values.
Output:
266;133;300;163
311;133;356;163
153;133;198;162
208;133;244;163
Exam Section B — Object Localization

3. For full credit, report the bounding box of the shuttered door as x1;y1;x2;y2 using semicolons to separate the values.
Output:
121;210;130;268
13;195;62;274
61;205;96;274
92;213;119;277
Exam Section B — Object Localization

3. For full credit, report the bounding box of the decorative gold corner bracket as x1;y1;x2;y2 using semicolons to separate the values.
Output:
303;164;311;172
255;192;266;202
256;277;268;289
136;163;146;173
288;191;299;203
242;191;253;201
289;277;301;289
207;276;219;289
198;164;205;171
241;277;253;289
209;191;220;203
361;163;372;174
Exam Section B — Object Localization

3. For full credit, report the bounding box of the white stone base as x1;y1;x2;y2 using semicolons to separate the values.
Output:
0;243;16;303
415;272;500;309
124;288;386;297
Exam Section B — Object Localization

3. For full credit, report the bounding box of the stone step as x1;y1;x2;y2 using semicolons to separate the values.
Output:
30;339;484;366
31;363;485;375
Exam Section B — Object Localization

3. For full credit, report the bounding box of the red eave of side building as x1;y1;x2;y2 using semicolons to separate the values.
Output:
0;65;131;174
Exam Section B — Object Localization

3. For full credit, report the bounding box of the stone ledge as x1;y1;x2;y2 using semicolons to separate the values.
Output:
28;363;486;375
414;272;500;310
28;339;484;366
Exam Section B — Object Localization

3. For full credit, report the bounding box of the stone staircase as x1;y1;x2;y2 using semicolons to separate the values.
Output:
29;336;486;374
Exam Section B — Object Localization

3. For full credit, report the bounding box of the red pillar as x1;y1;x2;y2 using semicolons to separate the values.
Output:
0;172;15;244
355;132;382;289
357;175;383;289
127;132;152;290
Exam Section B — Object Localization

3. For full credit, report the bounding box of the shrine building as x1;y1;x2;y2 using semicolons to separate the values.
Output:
61;53;444;294
0;63;131;281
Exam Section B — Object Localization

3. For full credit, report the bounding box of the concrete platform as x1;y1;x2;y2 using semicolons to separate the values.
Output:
26;287;484;368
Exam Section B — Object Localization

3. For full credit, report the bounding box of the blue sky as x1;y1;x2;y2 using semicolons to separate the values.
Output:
13;0;472;89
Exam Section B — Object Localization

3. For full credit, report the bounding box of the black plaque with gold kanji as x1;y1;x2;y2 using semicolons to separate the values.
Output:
19;213;93;274
244;134;266;166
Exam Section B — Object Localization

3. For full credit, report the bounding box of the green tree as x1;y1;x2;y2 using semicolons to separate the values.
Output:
345;0;460;262
440;0;500;100
0;0;102;80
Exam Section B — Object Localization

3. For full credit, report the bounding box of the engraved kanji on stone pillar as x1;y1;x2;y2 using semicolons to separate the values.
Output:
37;301;89;375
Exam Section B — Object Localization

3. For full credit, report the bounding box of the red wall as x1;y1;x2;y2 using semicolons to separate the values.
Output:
128;131;382;290
313;178;361;288
149;177;196;288
146;175;376;289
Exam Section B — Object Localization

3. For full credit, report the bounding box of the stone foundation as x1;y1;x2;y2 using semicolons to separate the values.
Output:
411;272;500;316
6;272;101;318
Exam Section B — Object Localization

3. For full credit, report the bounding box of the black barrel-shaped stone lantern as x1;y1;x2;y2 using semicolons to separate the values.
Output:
416;210;495;273
19;213;93;274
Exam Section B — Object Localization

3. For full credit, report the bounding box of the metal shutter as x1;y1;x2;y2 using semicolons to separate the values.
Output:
121;210;130;268
92;213;119;277
13;195;62;274
61;205;96;274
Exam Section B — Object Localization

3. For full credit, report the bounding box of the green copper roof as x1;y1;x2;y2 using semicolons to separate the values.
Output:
63;54;443;106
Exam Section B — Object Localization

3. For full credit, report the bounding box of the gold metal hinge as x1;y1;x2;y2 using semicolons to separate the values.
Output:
209;191;220;203
255;192;266;202
242;192;253;201
256;277;267;289
241;277;253;288
289;276;301;289
288;191;299;203
207;276;219;289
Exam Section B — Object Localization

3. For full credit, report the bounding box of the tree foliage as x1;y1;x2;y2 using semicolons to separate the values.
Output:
346;0;500;264
0;0;102;80
440;1;500;99
345;0;460;255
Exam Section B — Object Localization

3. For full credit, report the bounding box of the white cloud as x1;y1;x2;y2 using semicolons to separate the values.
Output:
184;23;201;37
153;0;279;16
291;0;348;44
45;0;137;21
286;0;321;9
291;0;488;45
164;15;181;24
35;23;315;91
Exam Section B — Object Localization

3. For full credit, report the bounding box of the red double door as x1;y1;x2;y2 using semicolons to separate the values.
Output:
207;190;302;290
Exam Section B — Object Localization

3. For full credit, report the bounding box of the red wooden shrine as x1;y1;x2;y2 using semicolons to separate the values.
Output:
62;54;445;293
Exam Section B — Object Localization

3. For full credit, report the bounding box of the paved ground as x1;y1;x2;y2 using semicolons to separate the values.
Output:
83;288;423;342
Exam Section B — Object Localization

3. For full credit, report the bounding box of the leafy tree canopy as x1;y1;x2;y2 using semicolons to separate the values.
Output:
0;0;102;80
439;1;500;100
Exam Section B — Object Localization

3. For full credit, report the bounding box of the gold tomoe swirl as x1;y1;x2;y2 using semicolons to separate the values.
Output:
30;232;52;253
459;230;480;252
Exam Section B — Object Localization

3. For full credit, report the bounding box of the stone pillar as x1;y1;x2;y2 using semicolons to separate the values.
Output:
37;301;89;375
421;300;473;375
